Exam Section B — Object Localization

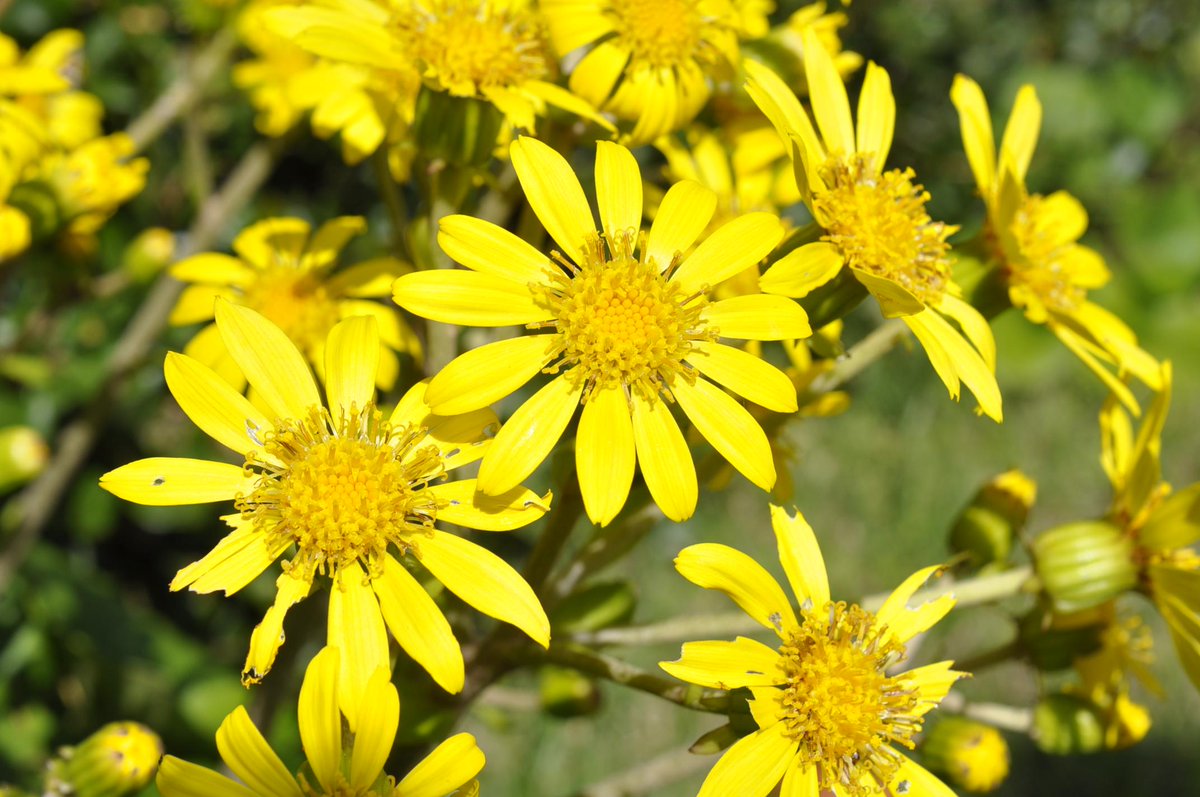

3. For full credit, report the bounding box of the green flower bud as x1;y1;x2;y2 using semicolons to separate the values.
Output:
0;426;48;494
412;88;503;170
950;470;1036;570
1018;607;1104;672
6;181;61;242
1033;521;1137;612
49;722;162;797
539;666;601;718
121;227;175;283
1032;694;1105;755
922;717;1010;793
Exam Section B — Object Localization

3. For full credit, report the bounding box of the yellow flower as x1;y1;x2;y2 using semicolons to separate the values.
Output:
158;646;485;797
746;36;1003;421
660;506;964;796
394;137;810;525
100;305;552;702
761;1;862;85
951;75;1161;411
0;29;103;149
543;0;748;144
1099;361;1200;691
169;216;421;392
268;0;608;139
40;133;148;236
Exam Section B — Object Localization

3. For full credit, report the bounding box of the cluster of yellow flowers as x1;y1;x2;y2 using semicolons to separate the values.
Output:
3;1;1195;795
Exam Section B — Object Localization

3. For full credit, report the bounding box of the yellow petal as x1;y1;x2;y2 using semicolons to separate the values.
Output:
645;180;717;269
428;479;551;531
232;217;311;271
802;28;855;157
660;637;784;689
156;756;258;797
670;213;784;294
511;136;596;265
687;341;798;413
418;529;550;647
1141;483;1200;551
215;300;321;420
852;268;925;317
326;256;411;298
392;382;497;466
576;386;636;526
349;668;399;789
672;376;775;491
184;322;245;390
297;646;342;793
904;309;1003;422
99;458;253;505
169;253;256;287
169;285;232;325
770;505;830;608
856;61;895;174
759;242;844;298
743;59;824;167
938;293;997;371
595;140;643;242
888;754;958;797
998;84;1041;185
438;215;554;286
780;761;820;797
567;38;627;109
950;74;997;197
170;519;288;596
902;660;967;716
324;315;379;417
876;565;955;645
303;216;366;271
476;373;583;496
215;706;301;797
164;351;273;459
396;733;485;797
701;294;812;341
391;270;551;327
374;555;464;693
243;571;312;685
424;335;555;415
329;563;390;731
696;723;796;797
630;391;696;522
675;543;798;632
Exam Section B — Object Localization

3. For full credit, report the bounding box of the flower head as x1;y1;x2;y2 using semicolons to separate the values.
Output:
951;74;1161;411
101;304;551;702
660;506;964;796
169;216;421;392
747;37;1003;421
394;137;811;525
0;29;103;149
157;646;485;797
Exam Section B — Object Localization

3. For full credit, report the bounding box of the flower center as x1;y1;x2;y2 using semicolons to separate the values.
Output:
608;0;705;70
400;1;548;95
241;268;343;354
777;601;921;795
238;404;445;579
813;156;953;306
1005;194;1087;313
533;232;712;400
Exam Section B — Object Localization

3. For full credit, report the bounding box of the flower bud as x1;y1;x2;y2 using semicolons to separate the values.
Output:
921;717;1009;793
0;426;49;494
1032;694;1104;755
950;470;1036;570
1102;692;1151;751
1018;607;1104;672
539;666;601;718
121;227;175;283
1033;521;1137;613
5;181;61;242
49;722;162;797
412;88;503;170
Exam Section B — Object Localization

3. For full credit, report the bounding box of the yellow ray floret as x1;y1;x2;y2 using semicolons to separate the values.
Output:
101;304;551;704
661;506;964;796
394;137;811;526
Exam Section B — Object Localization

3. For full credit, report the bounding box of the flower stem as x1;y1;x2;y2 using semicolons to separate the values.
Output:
861;564;1037;613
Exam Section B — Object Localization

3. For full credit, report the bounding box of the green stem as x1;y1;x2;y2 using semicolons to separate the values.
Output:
861;564;1036;613
374;149;410;262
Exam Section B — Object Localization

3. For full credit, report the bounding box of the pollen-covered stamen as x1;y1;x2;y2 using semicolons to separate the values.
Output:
608;0;706;71
1006;194;1088;313
813;156;954;306
776;601;923;796
531;230;714;400
398;0;549;94
238;403;446;580
240;267;342;354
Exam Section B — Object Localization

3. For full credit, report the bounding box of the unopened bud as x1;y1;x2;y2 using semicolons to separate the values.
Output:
950;470;1036;569
539;666;600;718
922;717;1009;793
1018;607;1104;672
1033;521;1136;612
121;227;175;283
0;426;49;494
412;89;503;170
49;722;162;797
1032;694;1104;755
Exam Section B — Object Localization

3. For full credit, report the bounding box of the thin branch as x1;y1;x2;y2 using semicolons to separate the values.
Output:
860;564;1036;613
569;612;762;648
807;318;910;394
574;746;710;797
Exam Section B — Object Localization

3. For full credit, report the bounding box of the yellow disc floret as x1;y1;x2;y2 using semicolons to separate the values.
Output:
241;268;343;354
608;0;704;70
239;404;444;579
534;232;712;399
814;156;954;306
777;601;922;795
400;1;549;95
1006;194;1087;314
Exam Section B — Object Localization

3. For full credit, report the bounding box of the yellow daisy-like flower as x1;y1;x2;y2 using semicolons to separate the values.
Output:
169;216;421;392
660;506;964;796
768;1;862;81
39;132;148;237
158;646;484;797
746;34;1003;421
0;29;103;149
951;75;1161;411
1099;361;1200;691
268;0;607;137
542;0;746;144
100;304;551;703
394;137;810;526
